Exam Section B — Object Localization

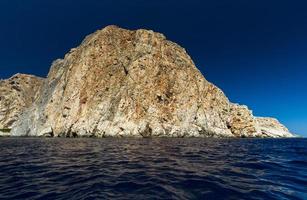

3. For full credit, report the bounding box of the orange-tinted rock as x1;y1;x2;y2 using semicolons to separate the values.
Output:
8;26;294;138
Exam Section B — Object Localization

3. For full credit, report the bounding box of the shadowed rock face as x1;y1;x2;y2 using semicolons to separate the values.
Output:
0;74;44;136
3;25;294;138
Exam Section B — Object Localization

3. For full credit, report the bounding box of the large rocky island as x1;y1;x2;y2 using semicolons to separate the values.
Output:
0;26;294;138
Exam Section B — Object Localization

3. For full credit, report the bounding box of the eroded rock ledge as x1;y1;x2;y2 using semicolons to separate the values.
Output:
1;25;295;138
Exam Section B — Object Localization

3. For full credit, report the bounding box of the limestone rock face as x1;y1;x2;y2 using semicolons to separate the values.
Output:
255;117;294;138
0;74;44;136
9;25;295;138
227;104;260;137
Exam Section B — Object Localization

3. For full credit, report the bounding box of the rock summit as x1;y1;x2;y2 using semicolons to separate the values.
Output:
0;25;294;138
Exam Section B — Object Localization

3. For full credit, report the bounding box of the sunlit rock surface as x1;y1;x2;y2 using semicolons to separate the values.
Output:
255;117;295;138
2;26;294;138
0;74;43;136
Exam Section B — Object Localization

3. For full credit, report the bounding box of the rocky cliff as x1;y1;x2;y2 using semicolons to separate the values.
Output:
0;74;43;136
1;26;294;138
255;117;294;138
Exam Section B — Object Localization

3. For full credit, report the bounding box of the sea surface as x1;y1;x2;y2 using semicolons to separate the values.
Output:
0;138;306;200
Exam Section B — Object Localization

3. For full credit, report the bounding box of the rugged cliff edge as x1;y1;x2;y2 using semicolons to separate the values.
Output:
0;74;43;136
1;26;295;138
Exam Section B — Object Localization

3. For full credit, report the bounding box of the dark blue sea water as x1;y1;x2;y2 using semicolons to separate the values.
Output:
0;138;306;200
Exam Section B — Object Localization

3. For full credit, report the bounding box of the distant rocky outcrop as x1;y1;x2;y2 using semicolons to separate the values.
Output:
255;117;294;138
0;74;43;136
0;26;295;138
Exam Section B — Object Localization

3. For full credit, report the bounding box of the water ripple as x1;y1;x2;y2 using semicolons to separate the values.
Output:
0;138;306;200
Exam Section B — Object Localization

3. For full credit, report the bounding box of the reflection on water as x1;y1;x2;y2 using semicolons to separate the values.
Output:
0;138;306;199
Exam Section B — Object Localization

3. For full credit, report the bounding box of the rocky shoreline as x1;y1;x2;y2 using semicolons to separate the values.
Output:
0;25;295;138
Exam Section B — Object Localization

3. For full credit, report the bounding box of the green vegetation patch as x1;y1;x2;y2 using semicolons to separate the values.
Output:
0;128;11;133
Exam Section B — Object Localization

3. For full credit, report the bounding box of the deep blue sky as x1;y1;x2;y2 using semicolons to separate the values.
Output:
0;0;306;136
